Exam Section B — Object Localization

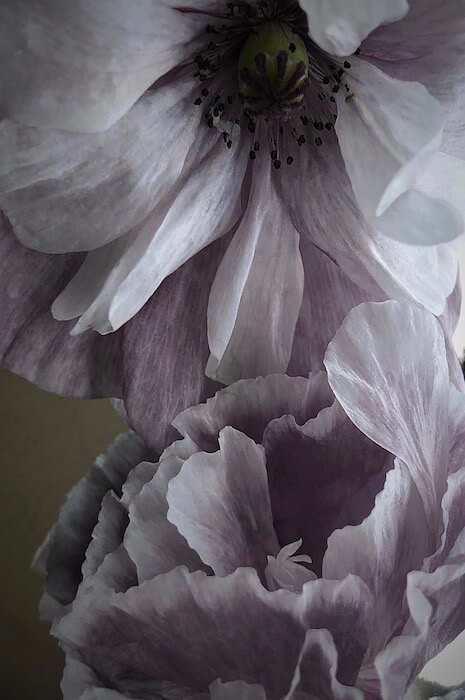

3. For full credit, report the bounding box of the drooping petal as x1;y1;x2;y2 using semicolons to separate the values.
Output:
172;372;334;452
325;300;451;539
299;0;408;56
336;59;462;245
32;432;149;618
285;629;363;700
53;133;248;334
263;400;392;574
167;427;279;578
0;76;208;253
120;236;228;455
206;155;304;384
0;1;206;133
0;214;122;397
323;460;430;660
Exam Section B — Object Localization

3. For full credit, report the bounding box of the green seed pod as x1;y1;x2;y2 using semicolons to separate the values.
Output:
238;21;309;115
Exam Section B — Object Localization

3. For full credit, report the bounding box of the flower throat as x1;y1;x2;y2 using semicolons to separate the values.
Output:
192;0;354;168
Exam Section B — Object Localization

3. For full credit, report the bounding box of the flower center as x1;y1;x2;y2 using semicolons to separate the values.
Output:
192;1;354;166
238;20;309;116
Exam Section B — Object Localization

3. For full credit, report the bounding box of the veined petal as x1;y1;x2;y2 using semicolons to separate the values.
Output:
0;0;206;133
207;156;304;384
335;59;460;245
52;134;248;334
325;301;451;540
167;427;279;578
0;76;203;253
299;0;408;56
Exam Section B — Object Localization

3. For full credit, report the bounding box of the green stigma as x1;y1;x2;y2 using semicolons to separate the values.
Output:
238;21;309;115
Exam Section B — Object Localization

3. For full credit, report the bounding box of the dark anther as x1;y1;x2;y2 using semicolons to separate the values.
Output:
271;149;278;160
297;135;306;146
322;76;330;84
249;150;257;160
332;84;340;93
194;97;202;105
286;156;294;165
300;115;309;125
315;136;323;146
227;140;232;149
202;88;209;96
273;159;282;169
344;60;351;68
289;42;296;53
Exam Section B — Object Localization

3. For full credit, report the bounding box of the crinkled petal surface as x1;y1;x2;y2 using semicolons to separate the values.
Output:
0;0;207;133
299;0;408;56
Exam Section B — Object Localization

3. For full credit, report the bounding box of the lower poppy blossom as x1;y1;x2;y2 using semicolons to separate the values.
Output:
36;301;465;698
1;0;464;385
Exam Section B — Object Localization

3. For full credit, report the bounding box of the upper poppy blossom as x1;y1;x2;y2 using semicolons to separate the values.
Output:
1;0;464;385
36;301;465;699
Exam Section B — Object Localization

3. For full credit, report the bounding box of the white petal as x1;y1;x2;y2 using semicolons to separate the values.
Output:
53;136;249;333
336;60;448;238
0;1;205;133
299;0;408;56
324;300;451;534
206;156;304;384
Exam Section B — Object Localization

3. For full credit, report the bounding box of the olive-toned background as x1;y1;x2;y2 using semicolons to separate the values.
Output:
1;241;465;698
0;370;126;699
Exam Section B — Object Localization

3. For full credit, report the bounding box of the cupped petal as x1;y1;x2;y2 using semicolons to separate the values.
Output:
285;629;363;700
120;235;228;455
206;154;304;384
280;124;458;317
299;0;408;56
172;372;334;452
0;1;206;133
0;75;208;253
125;456;206;582
335;59;461;245
167;427;279;578
324;300;451;540
323;460;430;660
53;132;248;334
55;566;307;699
0;214;122;397
263;400;392;574
32;432;149;618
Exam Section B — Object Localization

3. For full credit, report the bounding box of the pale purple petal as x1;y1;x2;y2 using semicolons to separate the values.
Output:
53;134;248;334
206;156;304;384
299;0;408;56
325;301;451;538
208;679;266;700
0;214;122;397
335;59;461;245
0;1;206;133
285;629;363;700
0;77;206;253
172;372;334;452
167;427;279;578
263;400;392;573
125;457;206;582
323;460;430;660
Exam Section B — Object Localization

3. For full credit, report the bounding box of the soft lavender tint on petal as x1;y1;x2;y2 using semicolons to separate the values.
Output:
406;679;465;700
53;134;248;334
375;562;465;700
285;629;363;700
336;60;460;245
299;0;408;56
325;301;450;539
55;567;306;699
206;156;304;384
263;400;392;574
125;456;206;582
0;214;122;397
0;77;206;254
32;432;149;618
280;128;457;316
0;1;206;133
80;492;128;583
120;236;228;455
172;372;334;452
415;153;465;229
323;460;429;659
167;427;279;578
